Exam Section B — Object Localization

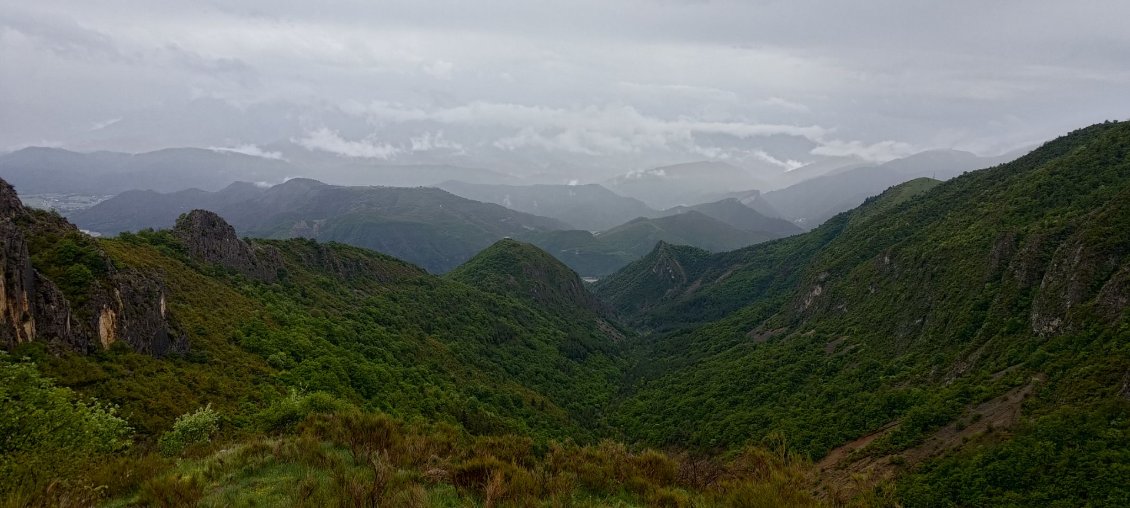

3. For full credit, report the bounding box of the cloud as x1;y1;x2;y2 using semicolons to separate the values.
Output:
89;117;121;131
360;101;827;141
295;128;401;159
409;131;463;152
811;139;917;163
0;8;124;61
762;97;810;113
751;150;804;171
360;100;828;158
3;0;1129;177
421;60;454;79
210;144;285;160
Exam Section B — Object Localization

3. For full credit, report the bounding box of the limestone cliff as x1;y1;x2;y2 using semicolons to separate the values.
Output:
0;178;186;355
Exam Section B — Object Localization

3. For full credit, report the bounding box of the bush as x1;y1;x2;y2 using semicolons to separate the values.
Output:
158;404;220;456
256;390;343;432
0;354;131;498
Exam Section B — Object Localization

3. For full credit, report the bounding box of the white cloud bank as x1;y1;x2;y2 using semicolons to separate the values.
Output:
210;144;285;160
295;128;401;159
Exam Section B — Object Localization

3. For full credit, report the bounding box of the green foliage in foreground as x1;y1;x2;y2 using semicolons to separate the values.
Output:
0;360;831;507
120;409;824;508
157;405;220;457
0;353;132;500
897;402;1130;507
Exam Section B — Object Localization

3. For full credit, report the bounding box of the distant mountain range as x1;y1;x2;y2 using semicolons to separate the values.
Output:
598;151;1018;218
763;149;1021;227
0;146;517;195
71;178;566;273
436;181;655;231
0;146;297;195
9;145;1024;236
37;145;1030;274
663;197;798;236
603;161;769;209
520;198;803;276
70;178;798;276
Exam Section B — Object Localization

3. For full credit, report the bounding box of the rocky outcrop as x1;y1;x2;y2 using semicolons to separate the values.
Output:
1029;195;1130;335
0;184;26;220
91;271;181;355
0;220;48;347
0;178;186;356
173;210;283;282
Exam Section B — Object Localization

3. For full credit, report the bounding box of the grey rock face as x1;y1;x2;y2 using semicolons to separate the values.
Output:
0;178;186;356
173;209;283;282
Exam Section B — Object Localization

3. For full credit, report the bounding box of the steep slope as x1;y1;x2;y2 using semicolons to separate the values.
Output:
437;181;657;231
71;179;569;273
447;239;627;358
601;122;1130;505
0;180;185;356
7;200;627;441
588;241;714;321
4;123;1128;507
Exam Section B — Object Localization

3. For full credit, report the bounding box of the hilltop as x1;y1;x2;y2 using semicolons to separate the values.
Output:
448;239;605;313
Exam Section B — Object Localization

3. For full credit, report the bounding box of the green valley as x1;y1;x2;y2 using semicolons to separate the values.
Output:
2;122;1129;507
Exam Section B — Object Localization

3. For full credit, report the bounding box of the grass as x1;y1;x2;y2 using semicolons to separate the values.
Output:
88;409;826;507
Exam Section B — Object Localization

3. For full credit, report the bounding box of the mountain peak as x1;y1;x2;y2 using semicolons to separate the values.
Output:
272;177;328;190
173;210;282;281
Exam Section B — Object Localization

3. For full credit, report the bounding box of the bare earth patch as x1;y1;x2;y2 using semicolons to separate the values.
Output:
814;374;1044;501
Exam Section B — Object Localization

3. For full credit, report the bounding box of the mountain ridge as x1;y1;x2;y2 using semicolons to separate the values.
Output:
71;179;570;273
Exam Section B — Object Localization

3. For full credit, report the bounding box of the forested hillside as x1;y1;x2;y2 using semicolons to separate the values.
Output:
2;122;1128;507
598;121;1130;505
1;196;644;504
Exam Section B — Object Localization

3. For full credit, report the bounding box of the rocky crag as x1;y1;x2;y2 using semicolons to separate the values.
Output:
0;178;186;355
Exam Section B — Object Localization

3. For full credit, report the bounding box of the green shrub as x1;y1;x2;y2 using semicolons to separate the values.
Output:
0;354;132;497
256;389;343;432
158;404;220;456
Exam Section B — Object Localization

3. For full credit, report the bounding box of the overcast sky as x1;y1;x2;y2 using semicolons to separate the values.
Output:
2;0;1128;179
